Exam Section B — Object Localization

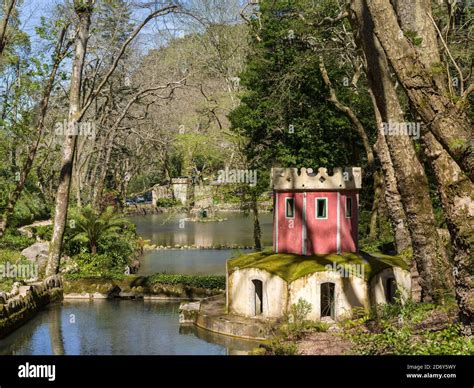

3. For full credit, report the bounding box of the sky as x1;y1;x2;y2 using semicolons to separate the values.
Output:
17;0;246;55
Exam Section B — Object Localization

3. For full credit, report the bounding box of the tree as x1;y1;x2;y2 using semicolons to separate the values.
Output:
46;1;179;275
0;16;72;236
69;205;123;254
0;0;17;56
46;0;95;276
382;0;473;335
347;0;450;303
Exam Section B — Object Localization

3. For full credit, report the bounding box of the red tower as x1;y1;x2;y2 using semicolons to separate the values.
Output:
272;167;362;255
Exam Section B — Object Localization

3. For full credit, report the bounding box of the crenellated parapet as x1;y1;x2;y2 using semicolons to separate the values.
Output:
271;167;362;191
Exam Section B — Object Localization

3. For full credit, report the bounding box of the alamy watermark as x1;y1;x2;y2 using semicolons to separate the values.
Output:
0;262;38;280
54;120;97;139
382;121;421;140
216;167;257;187
324;262;365;278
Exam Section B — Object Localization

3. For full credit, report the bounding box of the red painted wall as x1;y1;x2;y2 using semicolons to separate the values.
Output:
340;191;358;253
275;192;304;255
305;192;338;254
274;190;358;255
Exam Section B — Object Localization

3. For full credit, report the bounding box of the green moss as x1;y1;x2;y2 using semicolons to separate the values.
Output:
228;250;408;282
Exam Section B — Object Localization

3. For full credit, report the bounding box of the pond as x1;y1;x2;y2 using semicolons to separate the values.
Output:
129;212;273;276
0;300;260;355
128;212;273;247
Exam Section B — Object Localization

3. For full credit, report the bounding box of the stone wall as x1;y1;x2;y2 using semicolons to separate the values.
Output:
152;185;172;205
228;267;412;321
288;272;368;321
228;268;288;318
370;267;411;305
193;185;213;208
0;276;63;339
172;178;190;205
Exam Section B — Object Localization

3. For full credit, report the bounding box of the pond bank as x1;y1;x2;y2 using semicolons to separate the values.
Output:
63;276;224;300
180;295;274;341
0;276;63;339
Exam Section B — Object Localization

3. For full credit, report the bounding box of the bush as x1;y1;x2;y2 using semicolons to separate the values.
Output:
156;197;180;208
146;273;225;289
63;206;139;266
0;248;35;291
282;298;313;338
0;230;35;250
32;225;53;241
268;339;298;355
64;253;127;280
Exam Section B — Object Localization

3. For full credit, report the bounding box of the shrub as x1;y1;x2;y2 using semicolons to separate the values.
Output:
0;230;35;250
64;253;127;280
32;225;53;241
156;197;180;208
268;339;298;355
146;273;225;289
68;206;125;254
283;298;313;337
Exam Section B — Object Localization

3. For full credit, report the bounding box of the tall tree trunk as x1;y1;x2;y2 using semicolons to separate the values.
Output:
349;0;448;303
0;0;16;56
46;0;93;276
366;0;473;179
395;0;473;334
369;170;383;241
92;130;116;210
252;195;262;251
369;88;412;254
372;96;421;301
0;25;69;237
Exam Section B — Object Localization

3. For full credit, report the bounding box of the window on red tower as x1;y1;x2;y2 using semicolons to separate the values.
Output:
316;198;328;219
285;197;295;218
346;197;353;218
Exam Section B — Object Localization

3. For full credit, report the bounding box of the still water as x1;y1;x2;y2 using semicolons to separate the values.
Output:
0;300;259;355
131;212;272;275
138;249;251;275
0;213;267;355
128;212;273;247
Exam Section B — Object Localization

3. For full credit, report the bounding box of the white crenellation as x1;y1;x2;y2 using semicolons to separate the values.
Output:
271;167;362;191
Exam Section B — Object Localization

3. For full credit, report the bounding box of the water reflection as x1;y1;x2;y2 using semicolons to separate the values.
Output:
138;249;251;275
128;212;273;247
0;300;260;355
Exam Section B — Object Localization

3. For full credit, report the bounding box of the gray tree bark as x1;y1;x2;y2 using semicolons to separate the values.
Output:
349;0;449;303
46;0;94;276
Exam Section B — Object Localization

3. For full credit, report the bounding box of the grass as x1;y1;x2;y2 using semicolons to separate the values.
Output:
228;249;408;282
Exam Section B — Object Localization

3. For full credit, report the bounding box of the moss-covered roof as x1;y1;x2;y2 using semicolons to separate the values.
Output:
228;250;408;282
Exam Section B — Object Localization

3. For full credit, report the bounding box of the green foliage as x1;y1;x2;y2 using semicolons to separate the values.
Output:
279;298;329;340
156;197;180;208
32;225;53;241
146;273;225;290
0;230;35;250
267;339;298;355
229;0;369;173
349;322;473;355
0;249;34;292
67;206;127;254
288;298;312;328
346;298;473;355
64;253;127;280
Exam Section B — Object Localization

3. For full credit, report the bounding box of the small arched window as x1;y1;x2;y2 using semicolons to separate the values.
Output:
252;279;263;316
321;282;335;319
385;277;397;304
